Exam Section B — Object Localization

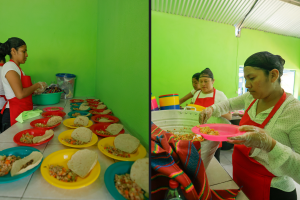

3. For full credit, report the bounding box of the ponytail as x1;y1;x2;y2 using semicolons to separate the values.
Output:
0;37;26;59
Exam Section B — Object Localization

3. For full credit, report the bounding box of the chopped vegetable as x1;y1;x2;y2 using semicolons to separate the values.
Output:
173;133;204;142
35;123;48;128
96;129;113;136
104;146;130;158
20;132;34;143
49;108;60;111
196;126;219;135
49;165;78;182
72;113;82;117
115;174;145;200
63;138;88;145
0;155;21;176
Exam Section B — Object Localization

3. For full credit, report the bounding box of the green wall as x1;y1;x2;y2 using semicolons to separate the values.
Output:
0;0;97;97
152;11;300;104
96;1;149;149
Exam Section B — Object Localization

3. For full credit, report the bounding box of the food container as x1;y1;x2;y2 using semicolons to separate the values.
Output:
151;110;231;169
151;96;159;111
32;92;63;105
186;104;206;111
56;73;76;99
158;94;180;110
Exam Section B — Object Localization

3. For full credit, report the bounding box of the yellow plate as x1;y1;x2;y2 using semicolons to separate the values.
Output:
40;149;101;189
58;130;98;148
63;118;93;129
97;137;147;161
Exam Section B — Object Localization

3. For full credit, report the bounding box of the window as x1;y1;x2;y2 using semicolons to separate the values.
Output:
238;66;295;96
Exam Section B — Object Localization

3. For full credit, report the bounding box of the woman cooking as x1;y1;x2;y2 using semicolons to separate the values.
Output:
0;38;47;130
199;52;299;200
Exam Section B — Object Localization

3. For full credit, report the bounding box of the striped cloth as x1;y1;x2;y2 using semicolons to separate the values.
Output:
151;122;241;200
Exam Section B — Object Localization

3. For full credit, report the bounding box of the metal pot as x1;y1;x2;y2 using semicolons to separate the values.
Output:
151;110;231;169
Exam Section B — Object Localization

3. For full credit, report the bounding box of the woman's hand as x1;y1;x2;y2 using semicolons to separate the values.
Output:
227;125;276;152
199;107;213;124
34;82;47;95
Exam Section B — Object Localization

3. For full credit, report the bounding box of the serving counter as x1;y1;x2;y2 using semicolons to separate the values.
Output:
0;99;248;200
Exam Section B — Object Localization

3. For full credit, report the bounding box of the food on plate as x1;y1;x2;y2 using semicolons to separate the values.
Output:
97;117;113;122
72;99;83;103
78;104;90;111
72;103;80;107
47;116;63;127
10;151;43;177
115;174;145;200
92;104;106;109
63;138;88;145
173;133;204;142
65;127;92;144
80;103;89;106
196;126;219;135
49;165;78;182
20;133;34;143
35;123;48;127
33;130;54;144
91;109;111;115
130;158;149;195
104;146;131;158
106;124;123;135
72;112;82;117
114;134;140;154
96;130;113;136
67;149;97;178
0;155;21;176
73;116;89;127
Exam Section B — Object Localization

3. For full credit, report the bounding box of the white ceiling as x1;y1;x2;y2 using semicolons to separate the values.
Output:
151;0;300;38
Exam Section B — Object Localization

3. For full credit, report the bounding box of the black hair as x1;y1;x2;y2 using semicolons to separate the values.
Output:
244;51;284;83
0;43;6;62
192;73;200;80
199;68;214;80
0;37;26;59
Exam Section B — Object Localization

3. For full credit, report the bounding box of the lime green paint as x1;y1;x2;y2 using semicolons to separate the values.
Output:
0;0;97;97
152;11;300;104
96;1;149;149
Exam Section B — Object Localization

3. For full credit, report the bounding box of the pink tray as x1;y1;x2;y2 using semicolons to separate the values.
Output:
191;124;245;141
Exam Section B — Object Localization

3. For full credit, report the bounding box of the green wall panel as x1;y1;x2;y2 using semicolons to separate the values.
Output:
96;1;149;149
152;11;300;104
0;0;97;97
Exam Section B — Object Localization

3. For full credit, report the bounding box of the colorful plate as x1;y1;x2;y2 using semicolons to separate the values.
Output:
30;118;61;130
43;107;64;112
89;109;112;115
90;105;106;110
97;137;146;161
63;118;93;129
86;99;100;102
41;111;66;118
91;115;119;124
71;106;91;111
13;129;54;146
70;103;83;107
58;130;98;148
40;149;101;189
191;124;246;141
70;99;84;103
68;111;92;119
90;123;125;137
0;147;43;184
104;161;148;200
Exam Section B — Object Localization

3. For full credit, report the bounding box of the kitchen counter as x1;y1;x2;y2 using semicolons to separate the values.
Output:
0;99;248;200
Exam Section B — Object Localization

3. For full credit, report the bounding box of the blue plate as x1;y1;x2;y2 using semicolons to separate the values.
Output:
68;111;92;119
104;161;148;200
70;106;91;111
70;102;83;107
0;146;43;184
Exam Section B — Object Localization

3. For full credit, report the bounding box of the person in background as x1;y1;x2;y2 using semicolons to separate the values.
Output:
199;52;299;200
0;43;6;133
179;73;201;105
0;38;47;131
192;68;232;162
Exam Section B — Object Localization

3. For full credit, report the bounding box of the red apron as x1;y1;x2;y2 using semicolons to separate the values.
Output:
0;63;7;108
1;60;33;125
232;91;286;200
194;88;222;148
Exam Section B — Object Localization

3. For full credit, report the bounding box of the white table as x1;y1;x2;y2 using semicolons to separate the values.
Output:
0;98;133;200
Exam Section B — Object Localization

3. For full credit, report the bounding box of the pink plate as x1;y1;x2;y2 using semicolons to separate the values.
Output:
191;124;245;141
43;107;64;112
13;129;54;146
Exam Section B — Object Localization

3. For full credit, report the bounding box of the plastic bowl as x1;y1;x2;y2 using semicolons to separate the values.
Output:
68;111;92;119
32;92;63;105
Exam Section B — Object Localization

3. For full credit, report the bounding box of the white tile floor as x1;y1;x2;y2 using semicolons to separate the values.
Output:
220;149;300;199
